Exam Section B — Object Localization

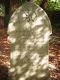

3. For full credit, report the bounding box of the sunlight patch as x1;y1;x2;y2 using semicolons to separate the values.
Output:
25;39;34;47
16;66;22;74
39;55;48;65
19;77;25;80
8;23;16;32
24;22;30;29
38;73;46;78
11;50;20;60
9;68;15;72
35;27;43;35
32;17;43;28
44;31;51;43
20;51;27;59
22;13;27;18
8;36;16;43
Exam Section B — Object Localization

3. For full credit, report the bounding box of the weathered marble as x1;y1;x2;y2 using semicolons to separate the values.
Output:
8;2;52;80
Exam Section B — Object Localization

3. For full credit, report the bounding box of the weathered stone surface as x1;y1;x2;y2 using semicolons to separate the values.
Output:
8;2;52;80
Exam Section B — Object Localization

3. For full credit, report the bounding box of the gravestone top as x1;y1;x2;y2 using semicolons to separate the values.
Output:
8;2;52;80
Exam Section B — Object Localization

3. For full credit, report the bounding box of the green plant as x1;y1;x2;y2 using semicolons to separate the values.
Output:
47;0;60;10
0;4;5;16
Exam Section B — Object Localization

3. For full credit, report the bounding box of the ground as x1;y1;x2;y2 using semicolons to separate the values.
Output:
49;27;60;80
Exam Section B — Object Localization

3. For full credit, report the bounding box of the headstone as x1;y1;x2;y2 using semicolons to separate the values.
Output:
8;2;52;80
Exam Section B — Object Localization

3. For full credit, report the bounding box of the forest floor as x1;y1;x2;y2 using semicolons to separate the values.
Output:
49;27;60;80
0;27;60;80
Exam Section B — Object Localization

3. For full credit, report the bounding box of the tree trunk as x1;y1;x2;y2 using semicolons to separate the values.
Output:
10;0;20;14
5;0;10;27
40;0;48;10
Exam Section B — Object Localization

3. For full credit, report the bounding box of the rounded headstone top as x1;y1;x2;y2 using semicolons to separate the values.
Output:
8;2;52;34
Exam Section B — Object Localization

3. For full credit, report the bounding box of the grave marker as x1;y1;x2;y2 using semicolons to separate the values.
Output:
8;2;52;80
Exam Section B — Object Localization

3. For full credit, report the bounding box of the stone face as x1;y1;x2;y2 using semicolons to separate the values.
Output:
8;2;52;80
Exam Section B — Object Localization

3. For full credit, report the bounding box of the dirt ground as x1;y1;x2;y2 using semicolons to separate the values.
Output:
49;27;60;80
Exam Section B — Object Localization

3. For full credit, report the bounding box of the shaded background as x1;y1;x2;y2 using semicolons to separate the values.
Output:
0;0;60;80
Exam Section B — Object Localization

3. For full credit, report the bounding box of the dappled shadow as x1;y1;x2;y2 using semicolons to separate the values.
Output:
7;2;52;80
